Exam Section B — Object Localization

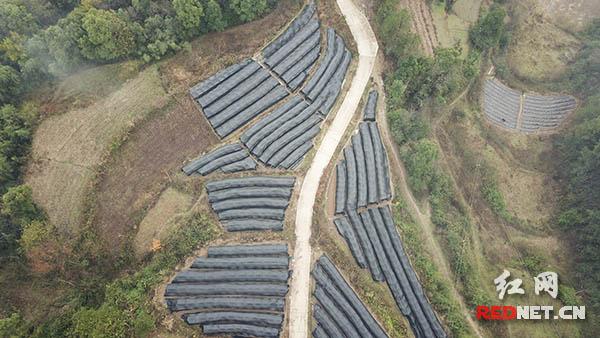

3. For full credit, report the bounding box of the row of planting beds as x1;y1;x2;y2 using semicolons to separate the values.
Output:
205;176;296;231
240;28;352;170
311;255;388;338
165;244;290;337
182;143;257;176
483;78;576;132
483;78;520;129
335;91;390;213
262;2;321;90
332;91;447;338
189;59;289;138
521;94;577;132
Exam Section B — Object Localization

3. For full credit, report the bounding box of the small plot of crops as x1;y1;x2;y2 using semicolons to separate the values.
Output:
332;90;447;338
165;244;290;338
311;255;389;338
483;78;576;133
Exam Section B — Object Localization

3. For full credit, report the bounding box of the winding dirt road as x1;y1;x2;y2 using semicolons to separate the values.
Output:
288;0;378;336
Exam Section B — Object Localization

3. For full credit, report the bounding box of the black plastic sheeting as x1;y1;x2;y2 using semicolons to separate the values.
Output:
182;143;257;176
206;176;295;192
312;256;388;338
347;210;384;281
203;324;279;337
166;296;285;312
336;206;447;338
335;160;346;214
165;244;290;337
352;131;368;208
363;90;378;121
165;283;288;297
313;304;344;338
262;2;316;58
301;29;352;116
208;244;288;257
190;58;289;138
191;256;289;270
184;311;284;327
262;2;320;90
172;270;289;283
241;94;324;170
335;120;392;212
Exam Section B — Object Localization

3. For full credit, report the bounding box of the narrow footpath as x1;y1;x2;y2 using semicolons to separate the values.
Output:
287;0;378;336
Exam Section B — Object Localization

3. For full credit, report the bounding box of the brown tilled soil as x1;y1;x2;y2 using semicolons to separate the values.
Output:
400;0;439;56
92;95;217;250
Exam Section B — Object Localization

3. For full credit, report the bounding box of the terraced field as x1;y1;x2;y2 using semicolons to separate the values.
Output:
483;78;577;133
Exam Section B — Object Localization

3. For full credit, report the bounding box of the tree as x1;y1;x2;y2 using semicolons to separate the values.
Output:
78;8;135;61
229;0;268;23
71;305;128;338
404;139;439;193
0;65;21;105
469;6;507;52
203;0;225;32
377;1;419;61
0;2;39;39
172;0;204;37
1;185;42;227
0;105;33;192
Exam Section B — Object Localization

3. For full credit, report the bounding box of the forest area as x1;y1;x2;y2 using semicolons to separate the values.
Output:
0;0;277;336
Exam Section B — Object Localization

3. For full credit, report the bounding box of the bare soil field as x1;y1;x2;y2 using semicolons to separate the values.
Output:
92;95;217;250
399;0;439;56
26;67;168;232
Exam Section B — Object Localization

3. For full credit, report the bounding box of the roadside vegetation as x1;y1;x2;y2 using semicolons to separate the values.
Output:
0;0;279;335
375;1;513;337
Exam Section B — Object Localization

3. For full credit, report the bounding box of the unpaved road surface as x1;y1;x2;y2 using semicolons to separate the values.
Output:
288;0;378;336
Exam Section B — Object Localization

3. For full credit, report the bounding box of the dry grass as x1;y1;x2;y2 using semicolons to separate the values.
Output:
506;0;582;82
25;67;168;233
535;0;600;33
430;0;484;56
133;188;193;257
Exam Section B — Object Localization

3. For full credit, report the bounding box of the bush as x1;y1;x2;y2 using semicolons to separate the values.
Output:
376;0;419;62
403;139;439;194
229;0;269;23
78;9;135;62
469;5;507;52
0;65;21;105
72;305;128;338
0;313;29;337
1;185;43;227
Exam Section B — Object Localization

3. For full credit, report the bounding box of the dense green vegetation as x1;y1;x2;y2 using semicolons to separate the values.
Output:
468;5;508;53
556;94;600;335
0;213;218;337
